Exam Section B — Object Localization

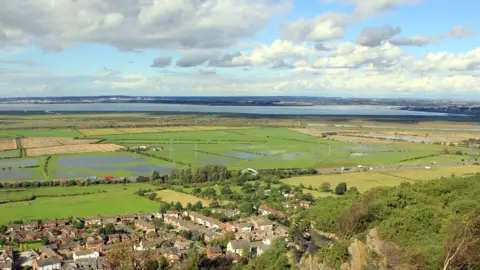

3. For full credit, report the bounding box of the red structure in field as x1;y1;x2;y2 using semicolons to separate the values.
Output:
103;175;115;180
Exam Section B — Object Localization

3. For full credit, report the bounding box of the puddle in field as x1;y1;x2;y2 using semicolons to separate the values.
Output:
0;151;20;158
0;169;36;180
277;153;302;160
261;150;285;155
350;152;368;157
56;155;148;168
224;152;262;160
370;135;432;143
0;159;38;168
90;164;174;174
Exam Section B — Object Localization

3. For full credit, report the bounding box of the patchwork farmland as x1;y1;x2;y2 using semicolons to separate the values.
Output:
26;144;124;156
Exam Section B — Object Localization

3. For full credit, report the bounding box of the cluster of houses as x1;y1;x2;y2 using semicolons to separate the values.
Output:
0;207;290;270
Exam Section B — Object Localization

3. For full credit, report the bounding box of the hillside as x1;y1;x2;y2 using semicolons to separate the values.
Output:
294;173;480;270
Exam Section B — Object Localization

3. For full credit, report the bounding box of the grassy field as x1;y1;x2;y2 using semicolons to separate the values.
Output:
0;129;81;138
155;189;211;206
283;165;480;194
0;183;160;224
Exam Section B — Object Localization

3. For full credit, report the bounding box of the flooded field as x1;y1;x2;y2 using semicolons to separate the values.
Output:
0;159;39;168
224;151;263;160
0;150;20;158
56;155;148;167
0;169;36;180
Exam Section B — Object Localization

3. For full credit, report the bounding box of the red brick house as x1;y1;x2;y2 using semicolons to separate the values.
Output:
86;239;104;249
206;246;222;259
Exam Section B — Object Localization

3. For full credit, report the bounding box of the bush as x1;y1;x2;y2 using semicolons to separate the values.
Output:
320;182;331;192
335;183;347;195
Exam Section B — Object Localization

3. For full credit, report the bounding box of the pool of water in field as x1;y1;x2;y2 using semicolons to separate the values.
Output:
0;151;20;158
370;135;432;143
223;152;262;160
90;164;175;174
0;169;36;180
56;155;148;167
261;150;286;155
0;159;39;168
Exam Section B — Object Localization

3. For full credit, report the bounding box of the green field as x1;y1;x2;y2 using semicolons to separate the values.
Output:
0;184;160;224
0;129;82;138
155;189;211;206
0;126;476;180
283;165;480;194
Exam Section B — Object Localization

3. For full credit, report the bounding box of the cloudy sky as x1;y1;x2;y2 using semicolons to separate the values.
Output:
0;0;479;98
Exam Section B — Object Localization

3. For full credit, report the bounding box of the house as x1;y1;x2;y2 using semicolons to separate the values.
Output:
250;241;270;257
102;216;118;224
204;232;224;243
275;225;289;237
256;219;274;232
299;201;312;208
119;214;136;223
164;210;180;219
258;206;285;218
133;241;157;251
56;220;68;227
73;250;99;261
25;231;42;241
33;258;62;270
237;223;253;233
226;240;250;256
108;234;121;244
60;227;79;239
86;234;102;242
99;244;116;255
58;242;81;254
42;220;58;228
17;250;39;268
173;240;191;250
206;246;222;259
24;221;39;231
6;224;21;233
224;222;237;232
138;212;155;220
38;247;59;259
0;262;12;270
85;240;104;249
134;220;156;233
83;217;101;226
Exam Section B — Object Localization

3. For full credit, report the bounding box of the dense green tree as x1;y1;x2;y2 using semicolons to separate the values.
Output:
147;193;157;201
174;202;183;211
320;182;331;192
335;183;347;195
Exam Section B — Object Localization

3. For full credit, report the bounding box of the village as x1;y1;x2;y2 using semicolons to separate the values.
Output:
0;200;309;270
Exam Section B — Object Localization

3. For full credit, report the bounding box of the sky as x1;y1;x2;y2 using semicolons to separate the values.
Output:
0;0;479;98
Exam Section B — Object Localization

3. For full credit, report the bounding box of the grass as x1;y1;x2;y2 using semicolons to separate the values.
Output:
0;129;81;138
0;183;160;224
283;165;480;193
155;189;211;206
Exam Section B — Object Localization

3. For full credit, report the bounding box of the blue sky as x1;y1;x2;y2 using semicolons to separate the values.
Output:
0;0;478;98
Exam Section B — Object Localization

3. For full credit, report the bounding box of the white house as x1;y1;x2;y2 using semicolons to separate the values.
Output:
227;240;250;256
33;258;62;270
73;250;99;261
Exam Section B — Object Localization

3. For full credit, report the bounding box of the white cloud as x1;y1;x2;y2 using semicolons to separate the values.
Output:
0;0;286;50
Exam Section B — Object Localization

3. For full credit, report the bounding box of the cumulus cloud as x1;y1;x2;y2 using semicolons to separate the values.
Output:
391;25;476;47
282;0;418;42
357;25;401;47
176;53;215;67
0;0;286;50
151;56;172;68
